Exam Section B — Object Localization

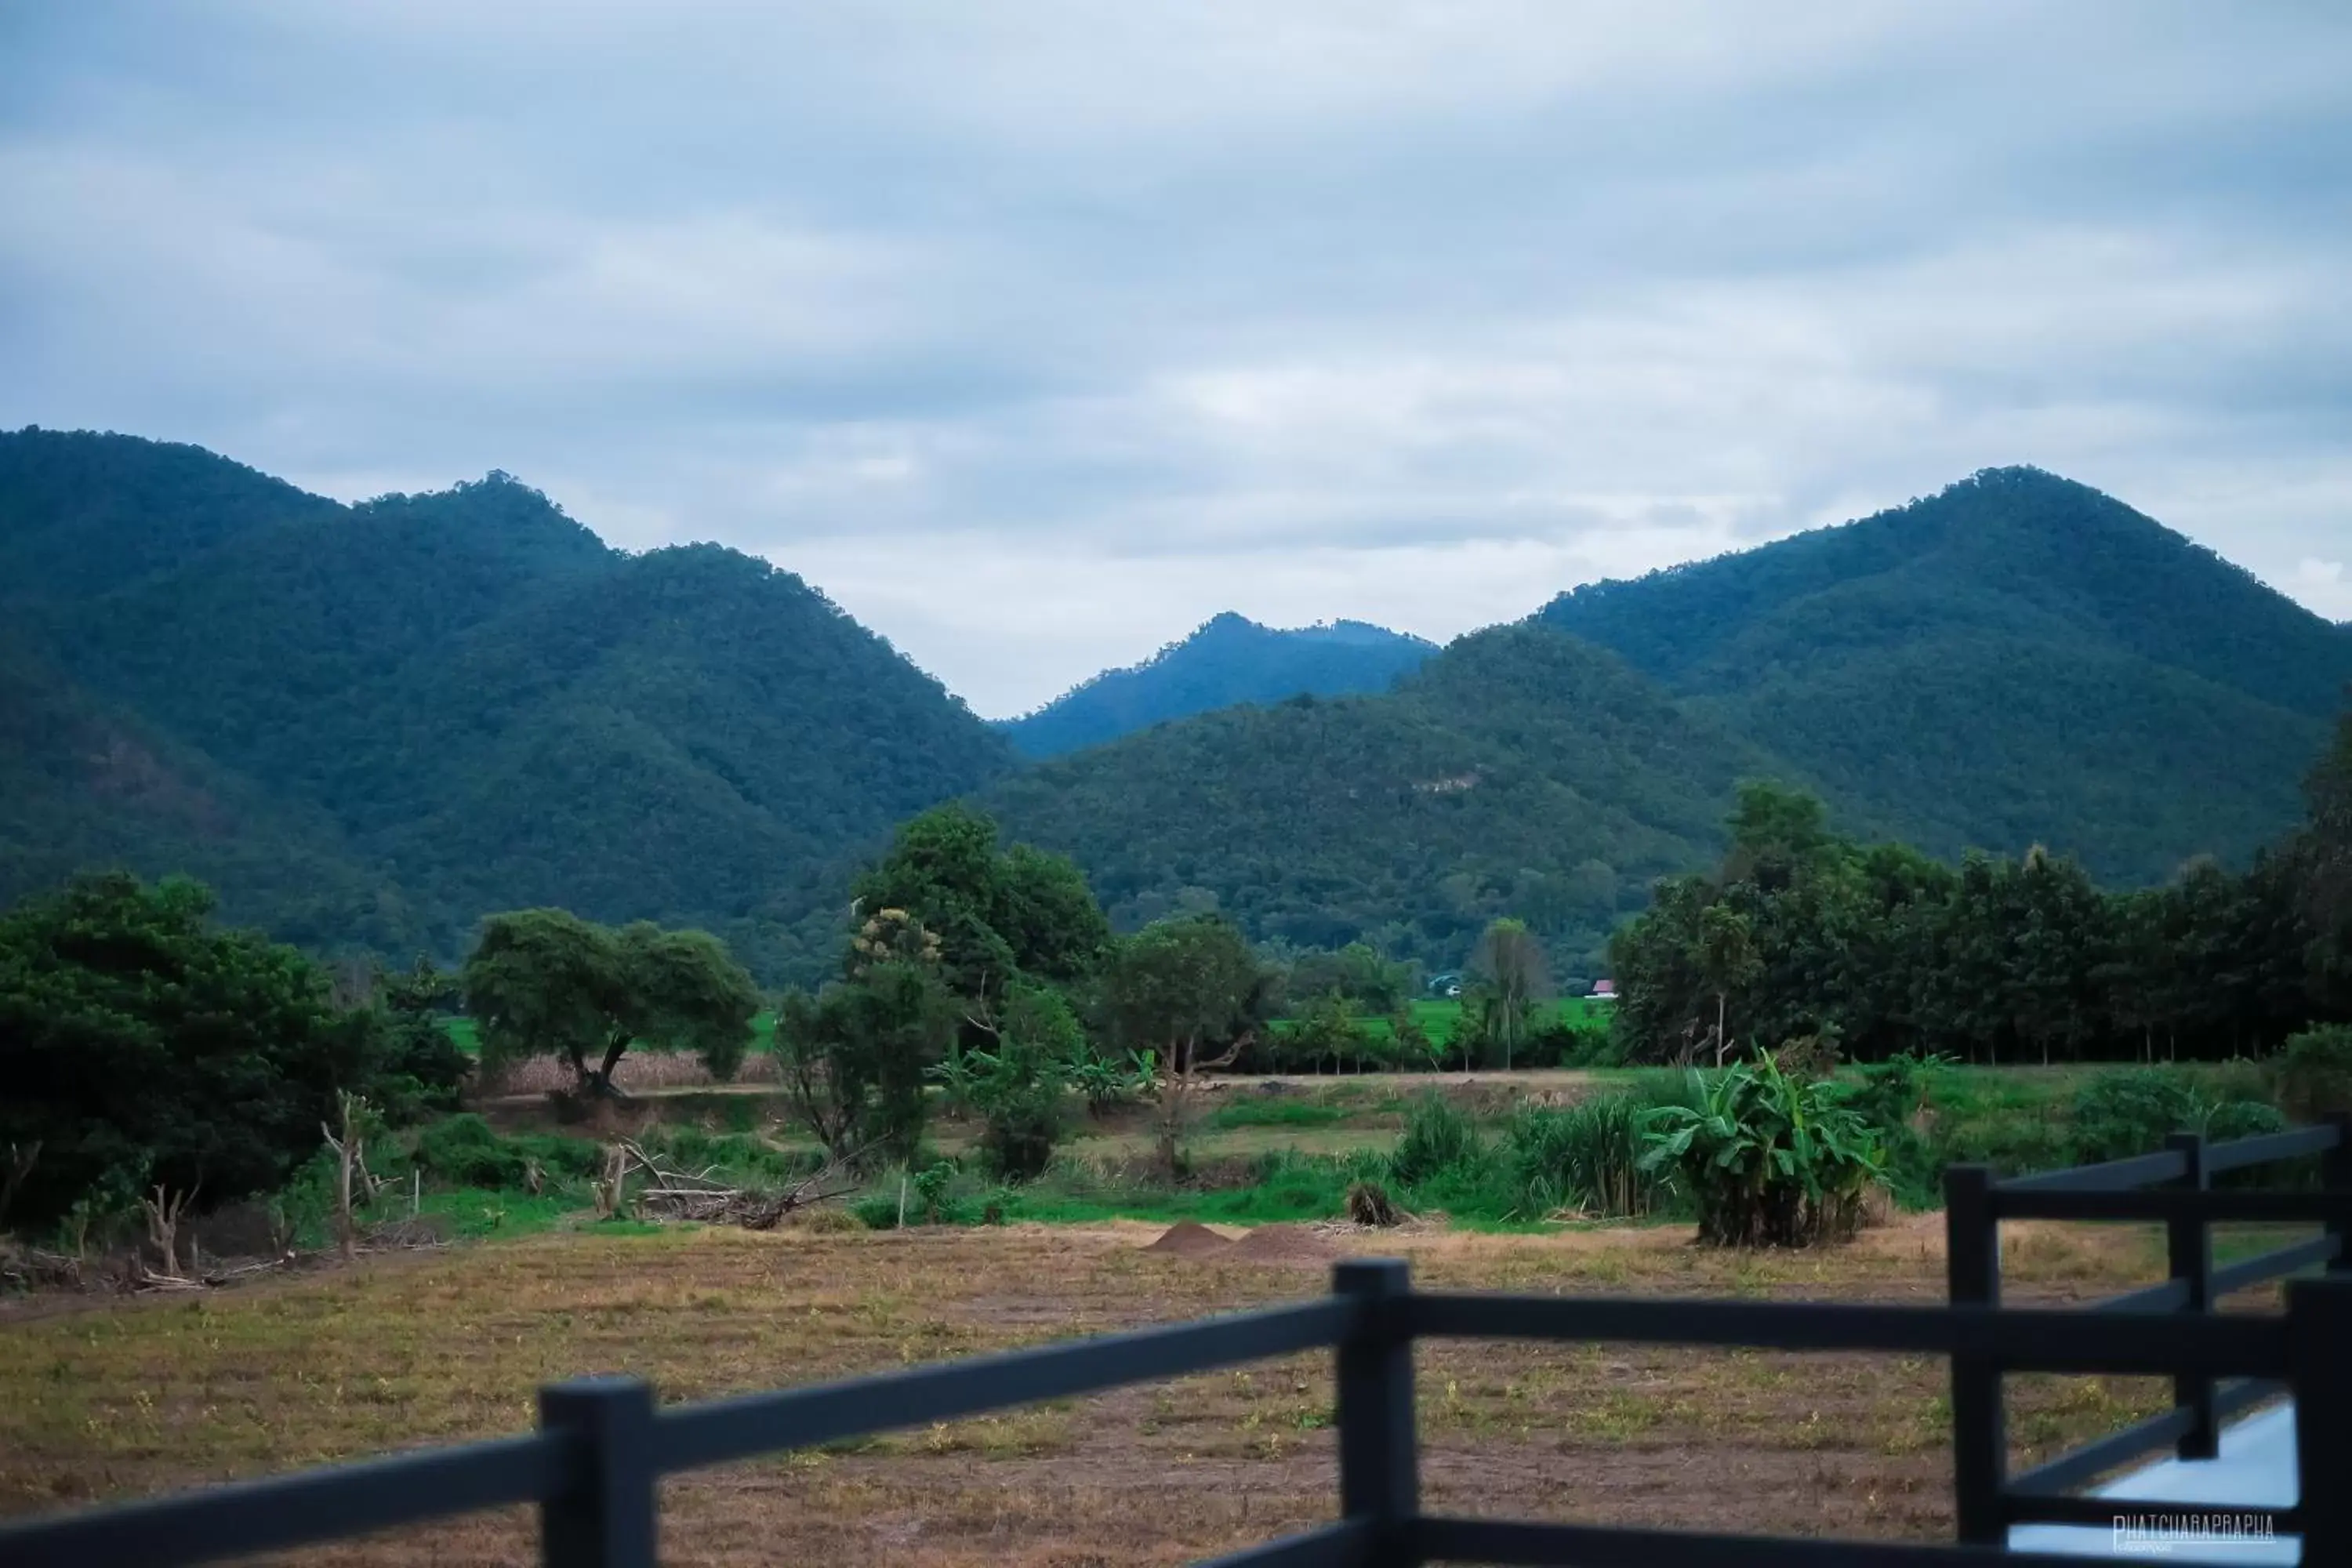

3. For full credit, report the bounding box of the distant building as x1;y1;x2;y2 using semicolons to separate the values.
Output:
1428;971;1464;999
1589;979;1617;1003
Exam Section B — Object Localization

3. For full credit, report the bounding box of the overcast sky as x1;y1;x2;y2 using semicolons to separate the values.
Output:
5;3;2349;717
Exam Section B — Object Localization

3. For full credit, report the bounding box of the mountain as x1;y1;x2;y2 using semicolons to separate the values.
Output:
954;470;2348;974
7;435;2339;984
1537;466;2352;883
1000;612;1436;757
0;430;1018;975
976;622;1764;971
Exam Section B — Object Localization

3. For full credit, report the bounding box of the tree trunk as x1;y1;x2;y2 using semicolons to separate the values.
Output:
589;1032;632;1096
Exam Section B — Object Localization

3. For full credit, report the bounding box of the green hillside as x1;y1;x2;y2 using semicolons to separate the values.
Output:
978;623;1763;971
0;430;1018;967
1538;467;2350;881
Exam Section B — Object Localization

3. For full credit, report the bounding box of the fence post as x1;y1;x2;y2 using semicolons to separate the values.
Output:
1334;1258;1419;1568
2287;1277;2352;1564
1944;1163;2004;1546
539;1377;658;1568
2324;1112;2351;1276
2165;1131;2216;1460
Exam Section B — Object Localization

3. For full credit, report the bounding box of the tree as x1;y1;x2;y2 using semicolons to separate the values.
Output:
1693;902;1760;1066
775;958;958;1164
461;910;759;1096
0;873;416;1230
1468;918;1549;1071
2299;709;2352;1004
964;984;1083;1178
1101;915;1267;1171
851;804;1112;1028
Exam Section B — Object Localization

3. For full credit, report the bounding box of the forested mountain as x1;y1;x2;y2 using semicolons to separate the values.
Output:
1538;467;2352;884
0;429;1017;974
949;471;2348;978
977;624;1766;973
5;434;2339;986
1000;612;1436;757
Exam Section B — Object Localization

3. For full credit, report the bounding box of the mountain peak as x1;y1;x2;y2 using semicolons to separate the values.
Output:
999;614;1437;757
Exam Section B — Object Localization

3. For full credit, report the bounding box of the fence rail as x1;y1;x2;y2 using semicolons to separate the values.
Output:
2;1117;2349;1568
1945;1109;2352;1547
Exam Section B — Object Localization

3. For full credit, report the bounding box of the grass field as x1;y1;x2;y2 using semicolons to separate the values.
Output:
441;1000;1596;1058
0;1214;2205;1565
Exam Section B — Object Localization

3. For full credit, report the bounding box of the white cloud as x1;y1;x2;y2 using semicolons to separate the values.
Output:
2;2;2349;713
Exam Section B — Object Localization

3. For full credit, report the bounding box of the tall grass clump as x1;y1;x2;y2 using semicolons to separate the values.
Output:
1508;1094;1664;1218
1639;1054;1884;1247
1389;1092;1482;1185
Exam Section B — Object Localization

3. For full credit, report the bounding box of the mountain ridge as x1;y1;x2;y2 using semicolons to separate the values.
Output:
999;611;1438;757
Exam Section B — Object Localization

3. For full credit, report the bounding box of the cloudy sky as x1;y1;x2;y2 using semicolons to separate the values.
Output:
5;2;2349;716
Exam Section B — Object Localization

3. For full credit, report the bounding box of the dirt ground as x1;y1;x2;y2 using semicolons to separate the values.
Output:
0;1214;2185;1566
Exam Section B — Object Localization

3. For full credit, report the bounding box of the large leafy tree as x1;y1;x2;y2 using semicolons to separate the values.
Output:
0;873;425;1229
460;909;760;1095
851;804;1111;1021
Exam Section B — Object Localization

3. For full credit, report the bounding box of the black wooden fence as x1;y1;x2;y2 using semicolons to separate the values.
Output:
2;1118;2348;1568
1944;1111;2352;1548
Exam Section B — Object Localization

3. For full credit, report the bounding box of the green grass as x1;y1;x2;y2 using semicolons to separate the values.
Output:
1338;996;1604;1046
414;1186;589;1240
1204;1098;1349;1131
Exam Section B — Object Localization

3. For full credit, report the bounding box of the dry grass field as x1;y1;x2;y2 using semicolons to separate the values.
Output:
0;1212;2201;1566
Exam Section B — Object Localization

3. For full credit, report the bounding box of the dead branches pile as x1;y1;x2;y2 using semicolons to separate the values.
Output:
615;1139;860;1230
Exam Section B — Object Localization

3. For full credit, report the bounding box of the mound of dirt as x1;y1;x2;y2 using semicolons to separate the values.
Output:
1145;1221;1235;1258
1228;1224;1341;1266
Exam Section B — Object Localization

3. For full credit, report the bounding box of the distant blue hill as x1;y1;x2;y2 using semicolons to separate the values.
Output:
999;612;1438;757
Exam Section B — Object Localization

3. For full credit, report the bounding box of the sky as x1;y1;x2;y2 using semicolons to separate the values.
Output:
4;3;2349;718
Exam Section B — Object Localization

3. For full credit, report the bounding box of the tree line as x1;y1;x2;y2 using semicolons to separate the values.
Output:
1607;709;2352;1065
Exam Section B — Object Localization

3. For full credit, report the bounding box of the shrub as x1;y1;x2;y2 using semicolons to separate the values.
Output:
856;1160;970;1229
971;1038;1069;1181
1390;1093;1482;1185
1065;1042;1150;1117
1639;1055;1885;1247
2067;1071;2201;1165
1838;1051;1951;1207
1935;1116;2075;1179
2277;1025;2352;1119
413;1115;526;1187
412;1115;598;1189
2201;1098;2288;1145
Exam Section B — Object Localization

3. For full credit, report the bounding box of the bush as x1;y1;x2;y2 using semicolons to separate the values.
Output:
2068;1071;2201;1165
2277;1025;2352;1119
412;1115;598;1189
1639;1055;1885;1247
414;1115;526;1187
1390;1093;1482;1185
855;1160;970;1229
967;1007;1074;1180
2201;1098;2289;1145
1837;1051;1950;1207
1935;1116;2076;1179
